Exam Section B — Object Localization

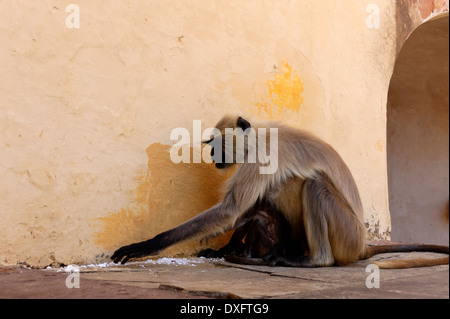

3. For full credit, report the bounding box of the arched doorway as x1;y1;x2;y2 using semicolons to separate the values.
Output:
387;15;449;245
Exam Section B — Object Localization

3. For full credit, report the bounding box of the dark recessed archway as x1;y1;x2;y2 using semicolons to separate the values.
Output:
387;15;449;245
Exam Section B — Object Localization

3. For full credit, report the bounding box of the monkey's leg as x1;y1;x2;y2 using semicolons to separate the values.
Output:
303;173;365;266
268;173;365;267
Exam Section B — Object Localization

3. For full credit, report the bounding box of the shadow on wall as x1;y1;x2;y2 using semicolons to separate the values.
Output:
93;143;234;256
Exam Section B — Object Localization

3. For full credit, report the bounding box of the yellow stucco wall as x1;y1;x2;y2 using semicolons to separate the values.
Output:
0;0;447;267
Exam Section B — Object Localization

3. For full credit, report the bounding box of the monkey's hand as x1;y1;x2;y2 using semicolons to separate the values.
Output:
111;239;160;264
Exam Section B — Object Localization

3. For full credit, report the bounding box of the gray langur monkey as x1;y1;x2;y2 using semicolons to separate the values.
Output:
112;115;449;268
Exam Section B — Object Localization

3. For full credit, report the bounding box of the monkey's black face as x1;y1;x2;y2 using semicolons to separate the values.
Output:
202;116;252;170
210;146;221;168
215;161;235;169
210;146;222;168
210;144;234;169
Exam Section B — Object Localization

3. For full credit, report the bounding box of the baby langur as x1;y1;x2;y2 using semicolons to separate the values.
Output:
198;200;304;264
112;115;449;268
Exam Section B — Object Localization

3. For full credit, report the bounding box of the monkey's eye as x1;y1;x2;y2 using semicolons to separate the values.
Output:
211;147;215;157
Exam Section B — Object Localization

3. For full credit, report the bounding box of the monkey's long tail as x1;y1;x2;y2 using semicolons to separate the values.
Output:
363;244;449;269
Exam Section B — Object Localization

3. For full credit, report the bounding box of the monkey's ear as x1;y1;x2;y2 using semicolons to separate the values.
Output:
237;116;251;131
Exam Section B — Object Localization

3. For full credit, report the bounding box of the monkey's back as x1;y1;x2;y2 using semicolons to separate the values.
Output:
263;122;364;220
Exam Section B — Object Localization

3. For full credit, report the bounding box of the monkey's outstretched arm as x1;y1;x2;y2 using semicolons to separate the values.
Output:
111;199;240;264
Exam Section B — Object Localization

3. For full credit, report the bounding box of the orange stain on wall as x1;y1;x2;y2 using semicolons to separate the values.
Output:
94;143;234;256
252;61;304;119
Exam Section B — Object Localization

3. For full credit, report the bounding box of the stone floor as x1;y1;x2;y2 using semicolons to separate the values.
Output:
0;251;448;299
